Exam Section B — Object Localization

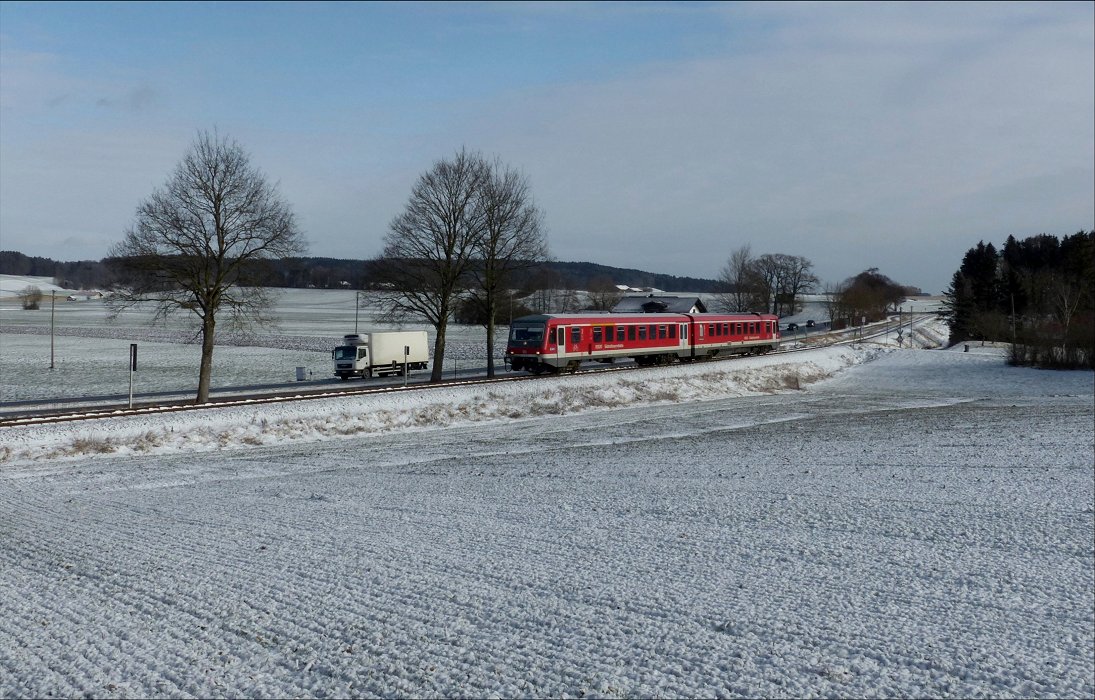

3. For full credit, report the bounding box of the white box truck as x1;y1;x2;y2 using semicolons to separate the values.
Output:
332;331;429;380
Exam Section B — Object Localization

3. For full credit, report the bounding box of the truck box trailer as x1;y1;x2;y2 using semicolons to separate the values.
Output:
332;331;429;379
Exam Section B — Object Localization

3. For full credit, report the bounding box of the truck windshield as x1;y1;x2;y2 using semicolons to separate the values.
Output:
508;322;546;346
334;346;361;361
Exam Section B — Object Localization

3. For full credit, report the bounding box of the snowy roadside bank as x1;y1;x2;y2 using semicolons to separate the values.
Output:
1;345;877;466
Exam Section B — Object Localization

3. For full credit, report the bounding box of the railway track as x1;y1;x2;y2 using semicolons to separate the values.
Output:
1;314;935;428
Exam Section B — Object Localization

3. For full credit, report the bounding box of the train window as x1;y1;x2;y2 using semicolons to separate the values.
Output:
708;323;715;336
571;327;582;344
648;325;656;340
638;326;647;341
681;324;688;339
750;322;757;334
736;323;742;335
593;326;603;343
722;323;729;335
605;326;614;342
628;326;636;341
658;325;667;339
669;325;676;339
557;327;565;345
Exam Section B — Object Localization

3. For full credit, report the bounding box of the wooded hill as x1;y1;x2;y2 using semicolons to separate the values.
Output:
0;251;721;293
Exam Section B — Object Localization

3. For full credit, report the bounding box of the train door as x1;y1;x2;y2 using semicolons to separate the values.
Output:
555;325;566;365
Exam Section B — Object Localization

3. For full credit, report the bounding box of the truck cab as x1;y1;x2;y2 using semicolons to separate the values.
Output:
333;334;369;379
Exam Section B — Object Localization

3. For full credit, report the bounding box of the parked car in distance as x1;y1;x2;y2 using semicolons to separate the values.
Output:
806;320;815;327
785;323;799;332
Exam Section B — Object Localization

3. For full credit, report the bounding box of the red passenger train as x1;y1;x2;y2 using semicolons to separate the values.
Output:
504;312;781;374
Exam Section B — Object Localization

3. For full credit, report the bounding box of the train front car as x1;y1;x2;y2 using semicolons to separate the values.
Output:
505;314;552;373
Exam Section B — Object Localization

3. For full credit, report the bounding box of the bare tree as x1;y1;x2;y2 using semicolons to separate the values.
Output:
780;255;819;315
715;244;756;311
107;130;306;404
20;285;43;310
751;254;785;315
748;253;818;316
372;148;490;382
822;281;842;326
467;160;548;377
832;268;907;327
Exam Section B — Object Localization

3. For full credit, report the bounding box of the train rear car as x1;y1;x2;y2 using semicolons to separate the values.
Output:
689;313;780;358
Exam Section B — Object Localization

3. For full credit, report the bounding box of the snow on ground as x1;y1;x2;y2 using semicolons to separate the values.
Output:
0;345;871;464
0;275;71;298
1;285;1092;698
1;339;1093;698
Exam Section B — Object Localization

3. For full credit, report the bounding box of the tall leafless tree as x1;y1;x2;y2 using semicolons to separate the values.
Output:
466;160;548;377
371;148;490;382
715;244;757;311
750;253;817;316
751;253;786;315
107;130;306;404
779;255;819;315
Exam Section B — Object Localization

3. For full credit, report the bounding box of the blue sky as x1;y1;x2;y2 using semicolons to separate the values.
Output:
1;1;1092;293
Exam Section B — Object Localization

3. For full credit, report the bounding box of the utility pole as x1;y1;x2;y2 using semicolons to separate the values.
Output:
49;291;56;370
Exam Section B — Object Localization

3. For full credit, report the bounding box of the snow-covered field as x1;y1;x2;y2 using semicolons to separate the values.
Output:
1;282;1092;698
1;280;497;402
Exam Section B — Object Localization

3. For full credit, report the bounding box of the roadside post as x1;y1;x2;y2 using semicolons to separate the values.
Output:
128;343;137;408
50;291;56;370
404;346;409;387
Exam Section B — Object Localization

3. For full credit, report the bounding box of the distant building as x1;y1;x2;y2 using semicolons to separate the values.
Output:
611;295;707;314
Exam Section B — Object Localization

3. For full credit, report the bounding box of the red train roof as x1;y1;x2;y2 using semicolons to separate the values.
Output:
513;312;779;324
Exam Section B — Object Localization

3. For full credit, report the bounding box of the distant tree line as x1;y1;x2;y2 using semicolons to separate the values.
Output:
943;231;1093;369
0;251;720;298
0;251;122;290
